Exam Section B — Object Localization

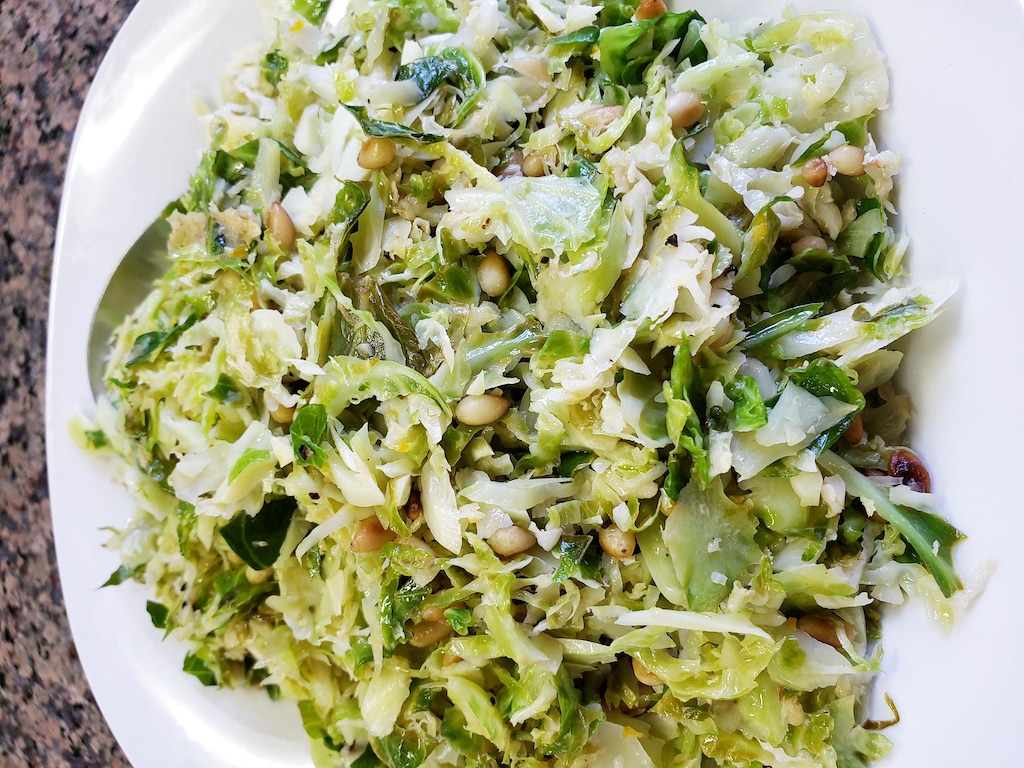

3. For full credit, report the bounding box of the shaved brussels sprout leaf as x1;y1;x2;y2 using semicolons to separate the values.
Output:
599;11;707;85
819;451;963;596
788;359;865;453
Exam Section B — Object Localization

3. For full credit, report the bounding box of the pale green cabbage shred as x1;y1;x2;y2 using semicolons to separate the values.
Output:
82;1;967;766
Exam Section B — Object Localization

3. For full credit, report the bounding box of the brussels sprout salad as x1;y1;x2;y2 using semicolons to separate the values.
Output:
81;0;969;766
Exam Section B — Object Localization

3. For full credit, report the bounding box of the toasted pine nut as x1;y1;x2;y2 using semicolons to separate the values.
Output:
888;448;931;493
801;157;829;188
409;620;453;648
667;90;704;132
792;235;828;255
782;696;807;727
632;657;662;686
358;137;396;170
635;0;667;20
828;145;866;177
271;403;295;424
497;148;524;178
246;566;272;584
477;250;512;297
580;105;625;132
487;525;536;557
709;320;735;351
406;489;422;521
265;202;296;251
843;414;865;445
422;601;463;623
599;526;636;559
421;605;447;622
350;516;394;553
522;153;546;177
455;394;510;426
797;614;848;650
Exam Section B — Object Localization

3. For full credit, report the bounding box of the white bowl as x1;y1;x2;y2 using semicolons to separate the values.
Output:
46;1;1024;765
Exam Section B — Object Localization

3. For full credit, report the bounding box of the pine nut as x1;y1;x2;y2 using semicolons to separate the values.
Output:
406;489;422;521
487;525;536;557
792;235;828;255
350;516;394;553
801;157;828;188
422;601;463;623
497;148;524;178
709;320;735;351
635;0;667;20
271;403;295;424
246;565;272;584
667;90;704;132
455;394;510;426
421;605;446;622
828;145;866;177
265;202;296;251
888;448;931;493
409;620;453;648
797;615;848;650
843;414;864;445
522;153;546;177
477;250;512;297
358;137;396;170
632;657;662;686
580;105;625;132
599;526;636;559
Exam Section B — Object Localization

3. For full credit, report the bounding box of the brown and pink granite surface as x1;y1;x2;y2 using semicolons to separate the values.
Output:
1;1;137;765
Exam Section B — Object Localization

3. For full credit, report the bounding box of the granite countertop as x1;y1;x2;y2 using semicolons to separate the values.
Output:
1;1;136;765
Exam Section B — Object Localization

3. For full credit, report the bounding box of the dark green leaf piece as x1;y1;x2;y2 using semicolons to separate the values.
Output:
549;25;599;56
372;730;431;768
299;699;345;751
742;303;823;350
146;600;169;629
724;376;768;432
396;48;484;127
84;429;108;449
352;746;386;768
262;49;289;88
125;314;196;367
329;181;372;228
552;535;594;583
205;374;244;405
220;497;297;570
293;0;330;24
362;280;430;373
291;404;329;467
344;105;443;143
183;652;217;686
101;564;142;588
557;451;593;478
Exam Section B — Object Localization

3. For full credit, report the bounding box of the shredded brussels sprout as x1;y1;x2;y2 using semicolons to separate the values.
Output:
81;1;966;766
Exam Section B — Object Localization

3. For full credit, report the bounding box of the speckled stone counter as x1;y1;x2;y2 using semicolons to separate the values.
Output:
1;1;137;765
